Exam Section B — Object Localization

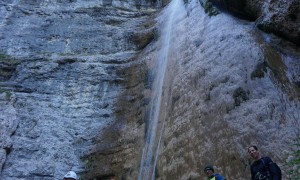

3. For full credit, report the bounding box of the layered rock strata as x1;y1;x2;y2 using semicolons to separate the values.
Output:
0;0;299;179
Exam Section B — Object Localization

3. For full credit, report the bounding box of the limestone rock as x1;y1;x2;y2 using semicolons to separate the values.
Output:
0;0;299;179
210;0;300;45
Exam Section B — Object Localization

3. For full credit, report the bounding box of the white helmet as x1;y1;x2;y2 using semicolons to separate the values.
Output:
64;171;78;180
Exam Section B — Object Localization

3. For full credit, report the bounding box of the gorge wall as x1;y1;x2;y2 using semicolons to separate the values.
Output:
0;0;161;179
0;0;299;179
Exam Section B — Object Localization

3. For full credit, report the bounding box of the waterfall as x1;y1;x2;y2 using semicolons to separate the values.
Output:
138;0;186;179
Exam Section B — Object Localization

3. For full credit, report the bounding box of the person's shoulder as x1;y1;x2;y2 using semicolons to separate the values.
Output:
214;173;224;179
262;156;273;162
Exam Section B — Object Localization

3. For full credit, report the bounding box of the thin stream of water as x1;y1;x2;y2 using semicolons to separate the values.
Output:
137;0;186;179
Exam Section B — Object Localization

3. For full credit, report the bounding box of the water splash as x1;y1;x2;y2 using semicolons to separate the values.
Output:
138;0;186;179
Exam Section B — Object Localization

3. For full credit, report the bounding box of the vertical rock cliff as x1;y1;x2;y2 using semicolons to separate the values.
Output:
0;0;299;179
0;0;162;179
150;0;300;179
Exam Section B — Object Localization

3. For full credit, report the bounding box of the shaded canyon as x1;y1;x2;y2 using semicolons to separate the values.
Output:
0;0;300;179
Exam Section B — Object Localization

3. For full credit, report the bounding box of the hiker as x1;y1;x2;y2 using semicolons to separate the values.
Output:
204;165;225;180
63;171;78;180
248;145;282;180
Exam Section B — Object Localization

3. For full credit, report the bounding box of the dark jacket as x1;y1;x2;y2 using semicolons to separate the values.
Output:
250;157;281;180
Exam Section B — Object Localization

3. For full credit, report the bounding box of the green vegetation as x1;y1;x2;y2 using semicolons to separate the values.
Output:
0;86;12;101
0;53;20;80
233;87;249;106
286;137;300;179
0;53;20;65
0;53;18;100
57;52;75;56
200;0;220;16
0;54;6;59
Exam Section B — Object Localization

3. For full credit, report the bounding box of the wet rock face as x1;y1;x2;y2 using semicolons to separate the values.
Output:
141;0;300;179
256;0;300;45
0;0;300;179
210;0;300;45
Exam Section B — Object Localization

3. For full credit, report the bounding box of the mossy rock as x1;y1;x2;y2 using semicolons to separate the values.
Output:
251;61;269;80
233;87;249;106
0;53;21;81
0;53;20;65
199;0;220;16
129;28;157;50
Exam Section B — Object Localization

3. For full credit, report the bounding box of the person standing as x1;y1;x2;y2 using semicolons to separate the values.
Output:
248;145;282;180
204;165;225;180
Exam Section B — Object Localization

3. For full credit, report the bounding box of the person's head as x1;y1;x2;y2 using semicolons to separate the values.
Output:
63;171;77;180
204;165;214;177
248;145;261;161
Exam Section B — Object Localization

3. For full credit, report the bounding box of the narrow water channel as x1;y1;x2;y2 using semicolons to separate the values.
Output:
137;0;186;179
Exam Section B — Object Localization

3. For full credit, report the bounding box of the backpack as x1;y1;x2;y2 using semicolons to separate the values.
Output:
261;157;282;179
214;173;226;180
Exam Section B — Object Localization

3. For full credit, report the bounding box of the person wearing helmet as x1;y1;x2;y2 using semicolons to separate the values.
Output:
63;171;78;180
204;165;225;180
